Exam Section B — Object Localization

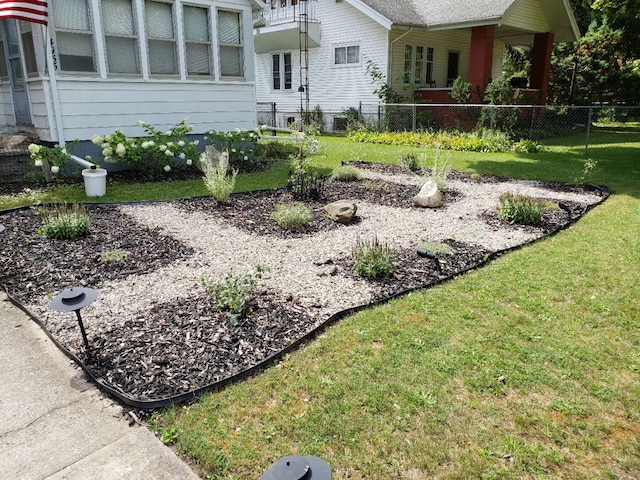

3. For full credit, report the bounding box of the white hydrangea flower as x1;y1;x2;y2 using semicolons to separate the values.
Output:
192;140;199;146
91;135;104;145
186;159;192;166
177;140;185;147
166;130;173;136
34;159;43;167
165;150;174;156
50;165;60;174
137;120;145;126
243;156;248;161
116;143;126;157
179;153;186;159
28;144;40;154
164;165;171;172
159;144;167;151
103;147;113;156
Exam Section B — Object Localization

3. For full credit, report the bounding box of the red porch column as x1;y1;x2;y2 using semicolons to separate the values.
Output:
468;25;496;102
530;32;554;104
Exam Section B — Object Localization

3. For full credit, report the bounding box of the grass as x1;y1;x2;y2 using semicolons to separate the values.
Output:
3;129;639;478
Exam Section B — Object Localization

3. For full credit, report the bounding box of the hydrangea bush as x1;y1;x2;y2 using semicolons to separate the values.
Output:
28;140;80;175
91;119;200;172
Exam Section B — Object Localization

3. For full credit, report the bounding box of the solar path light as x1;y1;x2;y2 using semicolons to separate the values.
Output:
259;455;331;479
50;287;98;354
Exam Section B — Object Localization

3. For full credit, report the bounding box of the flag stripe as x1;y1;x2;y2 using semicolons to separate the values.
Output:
0;0;48;25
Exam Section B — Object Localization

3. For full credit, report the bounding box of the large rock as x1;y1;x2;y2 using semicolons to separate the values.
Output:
324;200;357;224
413;180;443;208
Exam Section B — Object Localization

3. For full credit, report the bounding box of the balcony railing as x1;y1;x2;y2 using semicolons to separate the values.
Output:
263;1;317;26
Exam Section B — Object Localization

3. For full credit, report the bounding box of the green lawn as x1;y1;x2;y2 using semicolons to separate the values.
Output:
3;130;639;479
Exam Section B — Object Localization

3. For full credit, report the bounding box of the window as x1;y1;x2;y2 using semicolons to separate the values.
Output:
272;52;291;90
145;0;177;75
0;23;8;79
218;10;243;78
103;0;140;74
183;5;212;76
334;44;360;66
404;44;434;85
53;0;96;72
447;51;459;87
19;21;38;76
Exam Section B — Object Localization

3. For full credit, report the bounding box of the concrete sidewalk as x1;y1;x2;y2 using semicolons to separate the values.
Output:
0;292;201;480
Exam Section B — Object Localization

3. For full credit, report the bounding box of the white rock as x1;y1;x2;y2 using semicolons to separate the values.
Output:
413;180;443;208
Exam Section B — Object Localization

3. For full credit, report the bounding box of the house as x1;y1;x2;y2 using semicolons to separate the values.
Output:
0;0;265;148
253;0;580;130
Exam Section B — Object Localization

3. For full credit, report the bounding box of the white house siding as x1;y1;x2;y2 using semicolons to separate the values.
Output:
42;79;257;141
388;28;471;94
0;84;14;131
254;0;388;127
502;0;549;32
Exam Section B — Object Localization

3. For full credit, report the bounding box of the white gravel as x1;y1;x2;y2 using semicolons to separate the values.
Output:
30;170;603;333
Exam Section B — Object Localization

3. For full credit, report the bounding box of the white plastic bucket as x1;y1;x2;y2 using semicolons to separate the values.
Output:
81;167;107;197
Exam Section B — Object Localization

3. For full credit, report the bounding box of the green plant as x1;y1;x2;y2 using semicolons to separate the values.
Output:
352;236;395;279
205;128;267;173
28;140;81;176
428;148;452;191
202;151;238;203
331;165;362;182
91;119;200;172
37;204;91;239
364;180;390;191
254;140;298;161
366;59;405;103
573;158;599;185
398;153;420;171
100;249;129;263
513;138;543;153
287;157;326;200
449;77;472;103
269;202;313;231
202;265;268;326
498;192;546;225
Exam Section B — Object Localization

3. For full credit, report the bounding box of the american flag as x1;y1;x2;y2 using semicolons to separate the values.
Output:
0;0;48;25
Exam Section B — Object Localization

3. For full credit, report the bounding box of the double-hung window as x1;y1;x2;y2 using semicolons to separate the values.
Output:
20;21;38;76
334;44;360;66
145;0;178;75
217;10;244;78
404;44;434;86
183;5;212;76
102;0;140;75
53;0;96;72
272;52;291;90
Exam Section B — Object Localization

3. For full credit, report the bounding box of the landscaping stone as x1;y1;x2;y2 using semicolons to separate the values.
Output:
323;200;357;224
413;179;443;207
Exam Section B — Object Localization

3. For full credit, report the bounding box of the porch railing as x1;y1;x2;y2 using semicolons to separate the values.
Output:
263;1;317;25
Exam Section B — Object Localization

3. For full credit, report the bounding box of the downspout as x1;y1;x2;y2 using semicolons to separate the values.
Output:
388;26;412;98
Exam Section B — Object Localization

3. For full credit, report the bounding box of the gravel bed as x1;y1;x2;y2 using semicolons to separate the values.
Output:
0;163;607;404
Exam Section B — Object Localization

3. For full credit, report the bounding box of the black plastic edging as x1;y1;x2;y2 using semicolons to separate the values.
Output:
2;186;611;409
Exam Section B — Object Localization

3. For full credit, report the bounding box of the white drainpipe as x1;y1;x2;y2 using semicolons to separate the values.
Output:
70;155;96;169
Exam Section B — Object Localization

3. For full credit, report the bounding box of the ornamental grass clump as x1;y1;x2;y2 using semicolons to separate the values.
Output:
202;151;237;203
37;204;91;239
352;236;395;279
202;265;268;326
269;202;313;231
331;165;362;182
498;192;546;225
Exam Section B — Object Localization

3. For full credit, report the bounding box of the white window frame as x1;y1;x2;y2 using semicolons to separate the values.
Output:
217;8;244;80
183;3;213;77
52;0;97;73
272;51;292;91
333;42;360;67
102;0;141;76
404;44;435;86
145;0;179;76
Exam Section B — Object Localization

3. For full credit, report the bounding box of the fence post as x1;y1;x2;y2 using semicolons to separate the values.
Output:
529;106;535;140
412;104;417;132
584;106;593;156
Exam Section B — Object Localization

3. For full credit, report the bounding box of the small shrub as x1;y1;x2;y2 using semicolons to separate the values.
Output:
202;265;268;326
398;153;420;171
353;237;395;279
364;180;390;191
254;140;298;162
270;202;313;231
202;151;237;203
37;204;91;239
498;192;546;225
100;249;128;263
287;157;326;200
428;148;452;191
331;165;362;182
513;138;543;153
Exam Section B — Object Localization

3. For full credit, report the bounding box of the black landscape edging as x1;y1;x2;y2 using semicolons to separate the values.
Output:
2;185;610;410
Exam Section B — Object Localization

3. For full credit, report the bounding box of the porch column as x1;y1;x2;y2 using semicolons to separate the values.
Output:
468;25;495;102
530;32;554;103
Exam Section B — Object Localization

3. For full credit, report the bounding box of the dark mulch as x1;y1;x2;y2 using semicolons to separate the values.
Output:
0;163;605;406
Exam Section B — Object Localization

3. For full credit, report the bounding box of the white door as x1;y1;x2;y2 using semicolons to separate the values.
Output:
2;20;32;125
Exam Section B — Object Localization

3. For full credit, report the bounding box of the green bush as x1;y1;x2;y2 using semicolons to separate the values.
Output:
353;237;395;279
37;204;91;239
254;140;298;161
331;165;362;182
498;192;546;225
202;265;268;326
398;153;420;171
269;202;313;231
202;152;237;203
